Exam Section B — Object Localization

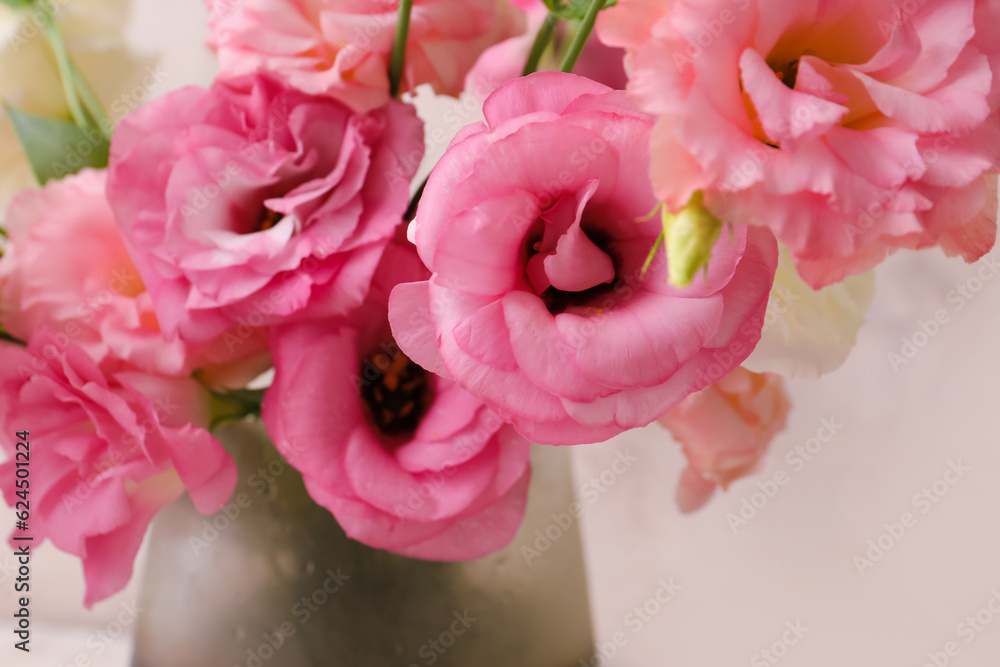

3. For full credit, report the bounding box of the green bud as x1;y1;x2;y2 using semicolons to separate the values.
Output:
662;191;722;288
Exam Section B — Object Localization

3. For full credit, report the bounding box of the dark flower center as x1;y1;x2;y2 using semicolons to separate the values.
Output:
359;346;434;439
259;208;284;232
523;196;620;315
527;234;618;314
774;58;799;89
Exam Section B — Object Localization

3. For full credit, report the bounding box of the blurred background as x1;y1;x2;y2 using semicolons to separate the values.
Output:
1;1;999;665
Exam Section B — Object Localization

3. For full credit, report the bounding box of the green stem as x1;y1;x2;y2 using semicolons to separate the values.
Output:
559;0;608;74
70;58;111;137
523;12;559;76
206;390;263;432
195;369;266;431
388;0;414;98
0;330;26;347
41;16;88;129
640;231;664;278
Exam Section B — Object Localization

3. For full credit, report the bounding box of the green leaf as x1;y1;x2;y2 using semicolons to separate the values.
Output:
3;104;109;184
0;0;35;9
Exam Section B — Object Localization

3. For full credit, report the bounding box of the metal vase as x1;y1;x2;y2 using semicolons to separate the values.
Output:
130;418;594;667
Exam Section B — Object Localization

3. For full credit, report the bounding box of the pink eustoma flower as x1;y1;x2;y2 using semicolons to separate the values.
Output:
205;0;526;112
465;0;628;99
0;332;236;607
0;170;268;378
657;366;789;513
107;73;424;344
600;0;1000;287
389;72;778;445
262;235;532;560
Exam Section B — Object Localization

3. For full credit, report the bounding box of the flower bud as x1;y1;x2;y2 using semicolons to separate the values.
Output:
663;191;722;288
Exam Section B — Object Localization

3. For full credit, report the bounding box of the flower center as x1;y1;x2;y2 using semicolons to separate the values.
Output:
742;56;802;147
359;345;434;439
773;58;799;89
258;208;284;232
524;187;618;314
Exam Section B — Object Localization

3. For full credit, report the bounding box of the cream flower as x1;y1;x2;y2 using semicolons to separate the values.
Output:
0;0;156;212
743;244;876;379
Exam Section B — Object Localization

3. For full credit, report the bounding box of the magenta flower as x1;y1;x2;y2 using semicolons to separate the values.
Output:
599;0;1000;287
107;73;424;344
0;333;236;607
262;236;532;560
389;72;778;445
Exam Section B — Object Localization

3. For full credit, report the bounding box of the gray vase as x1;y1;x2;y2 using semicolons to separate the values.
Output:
131;418;595;667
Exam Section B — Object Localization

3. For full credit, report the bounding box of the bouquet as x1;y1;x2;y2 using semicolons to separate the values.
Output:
0;0;997;633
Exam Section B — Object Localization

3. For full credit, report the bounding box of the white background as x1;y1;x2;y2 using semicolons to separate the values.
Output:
2;1;1000;665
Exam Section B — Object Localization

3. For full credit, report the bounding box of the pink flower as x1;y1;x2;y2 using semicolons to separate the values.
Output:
599;0;1000;287
657;366;789;513
465;0;628;98
0;170;268;378
573;31;629;91
0;332;236;607
389;72;778;445
205;0;526;112
262;235;532;560
107;73;424;344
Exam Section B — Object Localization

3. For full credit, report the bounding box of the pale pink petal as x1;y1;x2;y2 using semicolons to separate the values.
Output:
675;467;717;514
740;48;848;145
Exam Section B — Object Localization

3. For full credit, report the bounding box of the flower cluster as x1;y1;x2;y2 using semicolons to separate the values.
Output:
0;0;529;605
0;0;996;606
598;0;1000;287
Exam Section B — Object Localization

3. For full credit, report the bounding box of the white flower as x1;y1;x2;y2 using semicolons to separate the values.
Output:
743;244;875;379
